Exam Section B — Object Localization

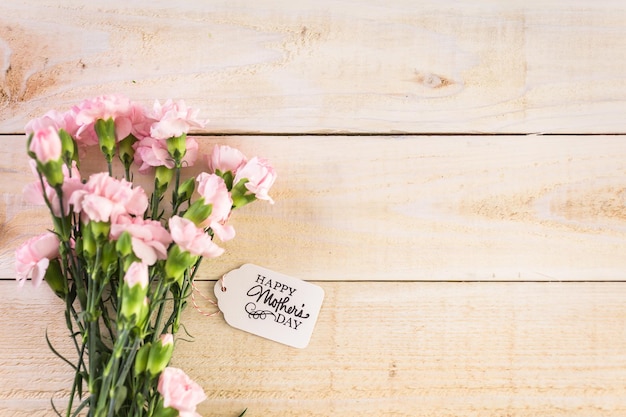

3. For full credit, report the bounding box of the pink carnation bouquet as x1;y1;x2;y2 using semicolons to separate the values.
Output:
15;94;276;417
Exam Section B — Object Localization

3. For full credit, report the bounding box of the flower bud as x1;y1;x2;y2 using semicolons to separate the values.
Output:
90;221;111;242
120;262;149;323
58;129;76;165
94;118;116;162
155;166;174;195
81;221;97;258
118;134;137;168
29;127;65;187
38;160;65;188
182;199;211;226
134;342;152;375
115;231;133;257
147;334;174;376
166;133;187;163
123;261;149;289
101;241;117;272
29;126;62;163
164;245;195;285
176;177;195;203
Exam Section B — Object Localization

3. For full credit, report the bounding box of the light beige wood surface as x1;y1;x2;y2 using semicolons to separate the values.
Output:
2;134;626;281
1;1;626;133
2;281;626;417
2;1;626;416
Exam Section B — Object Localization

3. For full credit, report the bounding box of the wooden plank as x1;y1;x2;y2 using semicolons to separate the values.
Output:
1;1;626;134
1;280;626;416
2;134;626;281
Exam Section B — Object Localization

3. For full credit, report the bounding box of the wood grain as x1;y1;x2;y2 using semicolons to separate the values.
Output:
2;3;626;415
2;134;626;281
1;1;626;134
1;281;625;417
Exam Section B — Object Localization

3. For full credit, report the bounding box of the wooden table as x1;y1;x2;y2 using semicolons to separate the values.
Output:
2;1;626;416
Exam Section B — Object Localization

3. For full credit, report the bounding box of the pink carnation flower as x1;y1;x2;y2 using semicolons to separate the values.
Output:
233;156;277;204
15;232;60;287
157;367;207;417
207;145;247;174
133;136;199;174
29;126;62;163
168;216;224;258
23;160;83;217
70;173;148;223
25;109;79;138
148;99;205;140
111;216;173;265
74;94;133;142
128;101;153;140
196;173;234;241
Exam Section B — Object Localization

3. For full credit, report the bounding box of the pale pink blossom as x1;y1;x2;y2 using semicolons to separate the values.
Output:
111;216;172;265
25;109;79;138
29;126;62;163
169;216;224;258
128;101;153;140
195;172;235;241
133;136;199;174
233;156;276;204
23;160;83;217
148;99;205;140
157;367;207;417
69;104;100;148
207;145;247;175
15;232;60;287
123;262;149;289
70;173;148;223
74;94;133;142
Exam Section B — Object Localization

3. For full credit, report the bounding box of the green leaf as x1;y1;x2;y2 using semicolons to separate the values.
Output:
45;328;77;371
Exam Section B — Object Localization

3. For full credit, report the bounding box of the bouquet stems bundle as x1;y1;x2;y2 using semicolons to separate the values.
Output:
15;95;275;417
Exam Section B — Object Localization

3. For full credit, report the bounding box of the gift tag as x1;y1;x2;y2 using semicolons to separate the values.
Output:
214;264;324;348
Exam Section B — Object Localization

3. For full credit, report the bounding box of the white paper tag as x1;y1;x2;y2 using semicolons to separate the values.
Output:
214;264;324;348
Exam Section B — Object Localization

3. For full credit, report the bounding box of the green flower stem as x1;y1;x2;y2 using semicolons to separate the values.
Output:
86;246;104;415
54;186;86;311
150;178;163;220
151;279;169;342
99;298;116;347
66;341;87;417
37;176;84;312
94;327;129;417
87;320;98;416
166;257;201;334
171;163;182;216
67;239;87;309
124;164;131;182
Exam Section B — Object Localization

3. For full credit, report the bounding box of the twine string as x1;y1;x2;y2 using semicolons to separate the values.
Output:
191;282;220;317
190;276;227;317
